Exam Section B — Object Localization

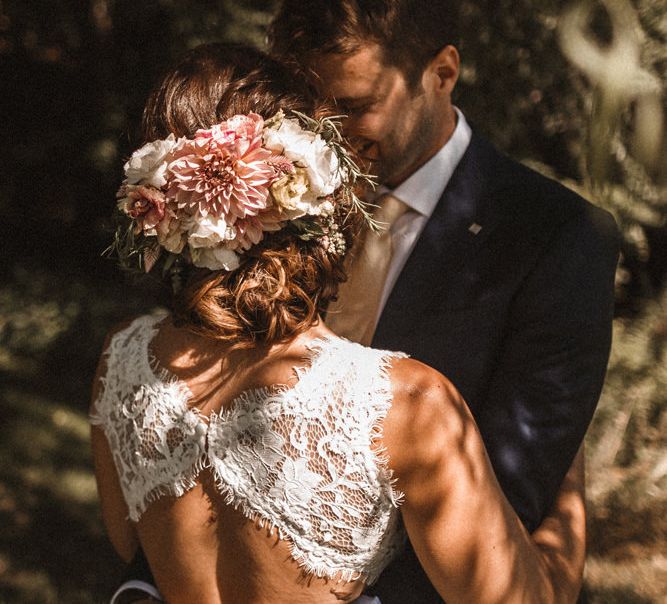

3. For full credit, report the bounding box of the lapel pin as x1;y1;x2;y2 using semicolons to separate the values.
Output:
468;222;483;235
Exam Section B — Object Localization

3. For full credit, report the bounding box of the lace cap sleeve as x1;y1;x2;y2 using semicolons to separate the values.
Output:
89;312;206;521
89;314;163;426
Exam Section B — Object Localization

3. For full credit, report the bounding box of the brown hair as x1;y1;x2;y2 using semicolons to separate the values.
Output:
143;43;318;141
141;43;361;347
268;0;459;86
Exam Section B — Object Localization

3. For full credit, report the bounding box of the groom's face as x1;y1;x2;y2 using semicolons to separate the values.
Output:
312;44;441;188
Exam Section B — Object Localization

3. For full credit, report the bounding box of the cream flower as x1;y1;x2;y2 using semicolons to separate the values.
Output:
187;215;236;249
270;168;311;217
190;245;240;271
263;117;342;199
271;169;338;219
124;133;180;188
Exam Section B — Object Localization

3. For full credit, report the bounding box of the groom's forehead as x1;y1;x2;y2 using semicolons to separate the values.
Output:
312;44;400;99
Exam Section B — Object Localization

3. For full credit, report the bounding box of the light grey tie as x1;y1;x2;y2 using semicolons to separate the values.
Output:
326;193;409;345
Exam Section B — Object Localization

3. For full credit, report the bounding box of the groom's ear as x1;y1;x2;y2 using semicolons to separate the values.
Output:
423;45;460;97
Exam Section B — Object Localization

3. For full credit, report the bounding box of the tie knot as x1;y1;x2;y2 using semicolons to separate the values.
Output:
373;193;409;232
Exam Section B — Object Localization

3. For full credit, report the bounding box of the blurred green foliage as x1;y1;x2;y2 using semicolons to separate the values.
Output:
0;0;665;602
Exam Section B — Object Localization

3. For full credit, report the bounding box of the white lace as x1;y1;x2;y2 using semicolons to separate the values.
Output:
90;313;407;584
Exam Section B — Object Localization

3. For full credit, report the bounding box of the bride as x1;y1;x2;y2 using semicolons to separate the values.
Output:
90;43;585;604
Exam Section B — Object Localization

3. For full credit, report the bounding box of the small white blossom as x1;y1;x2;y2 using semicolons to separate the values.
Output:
319;200;335;217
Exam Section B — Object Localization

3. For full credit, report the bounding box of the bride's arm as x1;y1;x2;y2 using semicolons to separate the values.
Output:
90;326;139;562
91;424;139;562
382;358;585;604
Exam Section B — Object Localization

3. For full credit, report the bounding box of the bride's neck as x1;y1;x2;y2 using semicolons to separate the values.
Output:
153;314;335;376
150;314;338;412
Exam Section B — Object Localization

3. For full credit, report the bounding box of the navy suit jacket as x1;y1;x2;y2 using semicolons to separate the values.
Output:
369;131;619;603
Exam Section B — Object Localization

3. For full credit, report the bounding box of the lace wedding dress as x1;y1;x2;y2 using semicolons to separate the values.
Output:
90;312;407;588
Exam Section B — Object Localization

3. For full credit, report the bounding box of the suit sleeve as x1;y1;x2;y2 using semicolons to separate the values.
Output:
474;204;620;531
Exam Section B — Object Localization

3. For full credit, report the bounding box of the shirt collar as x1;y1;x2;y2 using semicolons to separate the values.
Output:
378;107;472;217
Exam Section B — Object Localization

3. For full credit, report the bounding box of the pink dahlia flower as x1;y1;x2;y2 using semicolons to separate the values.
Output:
168;113;278;221
196;113;263;156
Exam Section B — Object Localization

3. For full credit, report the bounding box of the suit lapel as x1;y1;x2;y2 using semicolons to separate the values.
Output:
373;132;508;346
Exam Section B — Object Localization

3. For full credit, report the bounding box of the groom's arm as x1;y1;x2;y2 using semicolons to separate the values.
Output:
475;201;619;531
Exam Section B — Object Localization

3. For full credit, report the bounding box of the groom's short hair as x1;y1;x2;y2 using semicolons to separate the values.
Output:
268;0;459;86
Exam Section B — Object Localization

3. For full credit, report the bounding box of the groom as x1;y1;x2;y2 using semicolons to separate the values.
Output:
269;1;619;602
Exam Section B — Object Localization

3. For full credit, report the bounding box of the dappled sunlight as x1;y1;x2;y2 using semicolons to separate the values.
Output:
0;384;121;602
586;555;667;604
0;0;665;602
0;266;164;601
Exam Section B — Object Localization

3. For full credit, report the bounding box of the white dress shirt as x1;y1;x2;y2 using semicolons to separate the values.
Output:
374;107;472;323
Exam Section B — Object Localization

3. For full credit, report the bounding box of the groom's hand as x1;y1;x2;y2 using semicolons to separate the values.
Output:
532;446;586;602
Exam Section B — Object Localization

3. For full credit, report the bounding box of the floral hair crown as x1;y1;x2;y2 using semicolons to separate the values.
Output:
110;110;375;285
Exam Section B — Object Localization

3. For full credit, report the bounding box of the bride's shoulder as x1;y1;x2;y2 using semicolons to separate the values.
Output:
90;313;166;412
382;357;470;473
387;357;462;407
93;313;161;378
101;312;166;349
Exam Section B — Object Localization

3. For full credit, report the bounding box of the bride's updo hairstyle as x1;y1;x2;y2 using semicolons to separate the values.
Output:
137;44;362;347
142;44;315;143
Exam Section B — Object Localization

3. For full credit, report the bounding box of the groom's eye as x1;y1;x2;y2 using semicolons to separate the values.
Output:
338;98;375;115
351;103;373;114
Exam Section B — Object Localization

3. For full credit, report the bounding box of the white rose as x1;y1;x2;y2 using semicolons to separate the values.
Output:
263;118;342;199
187;215;236;249
304;132;342;197
271;169;338;219
190;245;240;271
124;133;180;188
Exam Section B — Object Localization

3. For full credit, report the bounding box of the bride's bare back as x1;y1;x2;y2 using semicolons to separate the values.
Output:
137;477;362;603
